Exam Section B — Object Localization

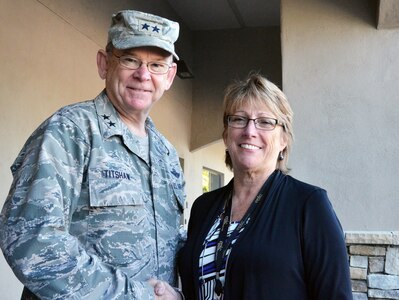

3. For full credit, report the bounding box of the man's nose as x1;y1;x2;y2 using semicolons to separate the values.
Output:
133;63;151;80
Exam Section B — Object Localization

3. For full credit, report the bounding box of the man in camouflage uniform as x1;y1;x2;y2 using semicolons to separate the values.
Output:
0;10;185;300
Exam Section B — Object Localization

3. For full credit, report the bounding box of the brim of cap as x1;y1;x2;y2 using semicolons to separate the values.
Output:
112;36;179;60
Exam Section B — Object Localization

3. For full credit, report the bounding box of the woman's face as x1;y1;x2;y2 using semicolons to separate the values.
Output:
224;102;287;176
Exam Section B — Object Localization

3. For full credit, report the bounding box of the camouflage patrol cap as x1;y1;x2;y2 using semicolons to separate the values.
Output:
108;10;180;60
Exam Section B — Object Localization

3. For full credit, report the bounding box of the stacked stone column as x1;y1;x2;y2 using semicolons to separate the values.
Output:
346;231;399;300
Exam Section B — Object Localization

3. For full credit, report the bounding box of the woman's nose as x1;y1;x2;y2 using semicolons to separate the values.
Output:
243;119;258;135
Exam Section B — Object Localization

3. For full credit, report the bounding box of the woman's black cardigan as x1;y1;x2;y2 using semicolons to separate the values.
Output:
178;171;353;300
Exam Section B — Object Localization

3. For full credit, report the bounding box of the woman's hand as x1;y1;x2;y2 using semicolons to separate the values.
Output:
148;279;183;300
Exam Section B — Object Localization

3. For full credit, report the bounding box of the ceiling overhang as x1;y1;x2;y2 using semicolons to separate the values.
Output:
377;0;399;29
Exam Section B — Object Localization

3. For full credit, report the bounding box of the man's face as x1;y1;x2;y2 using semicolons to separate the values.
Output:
98;46;177;120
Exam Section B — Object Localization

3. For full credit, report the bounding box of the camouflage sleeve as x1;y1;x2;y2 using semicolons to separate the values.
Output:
0;115;154;300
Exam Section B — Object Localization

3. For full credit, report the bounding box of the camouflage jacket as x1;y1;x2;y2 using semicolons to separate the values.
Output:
0;91;185;299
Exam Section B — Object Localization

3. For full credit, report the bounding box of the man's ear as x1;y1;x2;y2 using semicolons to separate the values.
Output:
97;49;108;79
164;63;177;90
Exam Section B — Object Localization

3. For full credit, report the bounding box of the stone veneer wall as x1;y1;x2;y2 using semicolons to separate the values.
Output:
346;231;399;300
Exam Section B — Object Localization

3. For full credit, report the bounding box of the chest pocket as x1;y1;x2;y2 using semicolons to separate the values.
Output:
86;163;154;269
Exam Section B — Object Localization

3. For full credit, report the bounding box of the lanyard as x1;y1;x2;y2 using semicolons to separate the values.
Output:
214;177;272;297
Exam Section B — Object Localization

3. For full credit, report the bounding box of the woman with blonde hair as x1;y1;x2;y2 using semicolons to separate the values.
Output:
178;73;352;300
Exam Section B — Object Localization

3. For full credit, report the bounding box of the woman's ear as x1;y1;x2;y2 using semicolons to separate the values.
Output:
279;132;288;152
97;49;108;80
222;127;228;146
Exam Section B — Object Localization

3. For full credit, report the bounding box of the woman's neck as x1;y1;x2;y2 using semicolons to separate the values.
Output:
231;169;275;222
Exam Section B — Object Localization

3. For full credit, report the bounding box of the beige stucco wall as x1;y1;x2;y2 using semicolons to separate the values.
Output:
282;0;399;230
0;0;232;297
